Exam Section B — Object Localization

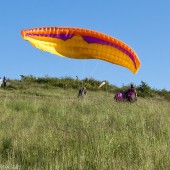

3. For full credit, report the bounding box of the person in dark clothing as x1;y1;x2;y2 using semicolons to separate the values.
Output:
3;76;7;87
128;84;137;98
78;87;87;97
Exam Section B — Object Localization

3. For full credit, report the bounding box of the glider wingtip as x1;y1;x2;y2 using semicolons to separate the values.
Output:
21;29;26;39
133;67;140;74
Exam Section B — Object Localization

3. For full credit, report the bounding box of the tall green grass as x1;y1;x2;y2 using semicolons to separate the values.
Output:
0;87;169;170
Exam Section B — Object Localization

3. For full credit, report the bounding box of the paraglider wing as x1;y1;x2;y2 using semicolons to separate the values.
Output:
21;27;140;74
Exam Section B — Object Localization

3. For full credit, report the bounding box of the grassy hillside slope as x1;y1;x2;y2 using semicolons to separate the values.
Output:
0;85;169;170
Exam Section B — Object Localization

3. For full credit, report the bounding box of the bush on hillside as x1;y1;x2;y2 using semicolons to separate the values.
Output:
137;81;155;97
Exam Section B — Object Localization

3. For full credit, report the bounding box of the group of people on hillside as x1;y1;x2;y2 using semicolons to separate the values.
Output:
0;75;138;101
78;84;138;102
0;76;7;88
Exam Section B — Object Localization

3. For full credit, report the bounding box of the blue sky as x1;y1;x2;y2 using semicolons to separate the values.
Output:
1;0;170;90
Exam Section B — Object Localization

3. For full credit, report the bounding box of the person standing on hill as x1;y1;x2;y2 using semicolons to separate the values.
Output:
3;76;7;88
78;87;87;97
128;84;137;98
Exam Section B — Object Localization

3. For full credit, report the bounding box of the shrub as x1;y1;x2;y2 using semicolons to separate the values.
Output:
137;81;155;97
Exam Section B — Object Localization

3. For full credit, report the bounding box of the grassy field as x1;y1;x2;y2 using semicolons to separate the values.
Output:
0;85;169;170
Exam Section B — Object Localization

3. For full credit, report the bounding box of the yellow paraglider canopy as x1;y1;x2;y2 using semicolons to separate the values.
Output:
21;26;140;74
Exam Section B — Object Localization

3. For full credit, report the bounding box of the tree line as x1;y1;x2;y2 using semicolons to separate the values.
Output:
5;75;170;100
